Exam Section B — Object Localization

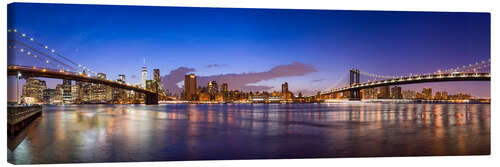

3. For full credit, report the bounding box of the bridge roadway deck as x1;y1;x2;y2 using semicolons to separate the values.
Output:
322;72;490;95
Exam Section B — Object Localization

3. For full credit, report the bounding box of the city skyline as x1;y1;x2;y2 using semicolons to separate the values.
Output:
6;3;492;164
7;3;491;102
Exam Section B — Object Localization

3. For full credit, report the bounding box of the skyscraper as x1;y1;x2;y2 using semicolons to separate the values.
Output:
423;88;432;100
22;78;46;103
391;86;402;99
62;79;72;104
281;82;292;100
402;90;417;99
141;66;147;88
378;86;390;99
282;82;289;93
208;81;218;94
184;74;197;101
72;81;83;104
208;81;218;101
93;73;112;103
442;91;449;100
221;83;228;92
43;88;56;104
363;88;377;99
153;69;162;94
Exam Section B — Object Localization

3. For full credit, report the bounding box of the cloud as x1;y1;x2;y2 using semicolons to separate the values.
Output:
293;89;322;96
311;78;326;82
162;67;195;94
205;64;226;68
162;62;317;94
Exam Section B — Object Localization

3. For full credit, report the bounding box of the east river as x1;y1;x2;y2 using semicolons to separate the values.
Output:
7;103;490;164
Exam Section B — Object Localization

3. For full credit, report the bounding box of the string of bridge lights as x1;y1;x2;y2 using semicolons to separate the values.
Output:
441;59;490;73
328;59;491;92
10;45;59;70
324;71;350;92
357;59;490;81
8;39;79;72
7;28;97;75
9;44;79;72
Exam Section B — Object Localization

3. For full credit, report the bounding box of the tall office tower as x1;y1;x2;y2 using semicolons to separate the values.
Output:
22;78;47;103
80;82;92;103
72;82;83;104
282;82;289;93
442;91;449;100
153;69;163;93
423;88;432;100
55;84;63;103
391;86;402;99
220;83;229;101
208;81;218;94
363;87;377;99
93;73;111;102
435;92;442;100
379;86;390;99
184;74;197;101
142;66;147;88
208;81;218;101
221;83;228;92
402;90;417;99
62;80;72;104
43;89;56;104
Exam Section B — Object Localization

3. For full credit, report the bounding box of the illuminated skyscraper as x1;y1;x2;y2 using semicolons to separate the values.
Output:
43;89;56;104
62;79;72;104
22;78;46;103
184;74;197;101
153;69;163;94
391;86;402;99
378;86;390;99
423;88;432;100
141;66;147;88
208;81;218;94
93;73;112;102
435;91;442;100
363;88;377;99
221;83;228;92
442;91;449;100
208;81;218;101
72;81;83;104
282;82;289;93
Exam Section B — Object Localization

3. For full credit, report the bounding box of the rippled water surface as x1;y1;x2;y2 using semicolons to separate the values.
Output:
7;103;490;164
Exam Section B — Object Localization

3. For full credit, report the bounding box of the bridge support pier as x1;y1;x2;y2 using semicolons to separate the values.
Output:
349;69;361;101
145;93;158;105
349;88;361;101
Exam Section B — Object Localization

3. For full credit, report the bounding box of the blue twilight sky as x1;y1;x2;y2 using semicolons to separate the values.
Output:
7;3;490;100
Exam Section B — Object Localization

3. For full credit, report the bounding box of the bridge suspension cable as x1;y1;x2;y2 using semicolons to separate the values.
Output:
441;59;490;73
8;28;97;75
324;58;490;93
325;71;350;92
9;39;78;72
358;70;396;79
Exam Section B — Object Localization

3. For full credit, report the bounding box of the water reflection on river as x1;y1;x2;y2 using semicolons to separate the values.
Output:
7;103;490;164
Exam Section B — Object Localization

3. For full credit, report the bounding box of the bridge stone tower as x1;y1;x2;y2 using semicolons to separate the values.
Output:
349;69;361;100
145;93;159;105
